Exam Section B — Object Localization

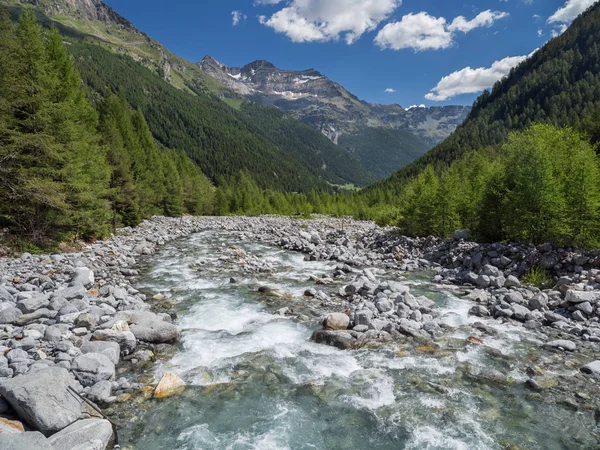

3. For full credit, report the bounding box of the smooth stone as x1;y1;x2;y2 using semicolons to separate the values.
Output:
325;313;350;330
71;353;115;387
70;268;95;288
48;419;113;450
565;290;600;304
80;341;120;365
118;311;179;343
0;431;53;449
580;361;600;379
0;367;83;434
153;372;186;399
545;340;576;352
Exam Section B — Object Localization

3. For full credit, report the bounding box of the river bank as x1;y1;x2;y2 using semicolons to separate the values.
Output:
1;216;600;449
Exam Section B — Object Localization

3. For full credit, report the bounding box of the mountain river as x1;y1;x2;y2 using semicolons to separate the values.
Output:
117;231;599;450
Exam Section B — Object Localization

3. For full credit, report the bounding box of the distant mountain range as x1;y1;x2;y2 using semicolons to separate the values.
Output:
199;56;471;178
6;0;469;183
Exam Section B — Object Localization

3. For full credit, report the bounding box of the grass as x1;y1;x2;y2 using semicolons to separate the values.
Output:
522;266;554;289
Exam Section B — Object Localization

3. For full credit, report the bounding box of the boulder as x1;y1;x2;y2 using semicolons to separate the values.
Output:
0;367;83;434
0;431;53;450
311;330;357;350
504;275;521;288
71;353;115;387
0;307;22;324
324;313;350;330
16;294;49;314
87;380;113;404
469;305;490;317
154;372;186;399
119;311;179;343
545;340;576;352
48;419;113;450
70;268;95;288
565;290;600;304
580;361;600;379
80;341;120;365
511;304;530;321
91;329;136;354
529;293;548;311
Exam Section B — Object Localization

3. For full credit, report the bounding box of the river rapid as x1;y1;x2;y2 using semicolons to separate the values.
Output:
118;230;599;450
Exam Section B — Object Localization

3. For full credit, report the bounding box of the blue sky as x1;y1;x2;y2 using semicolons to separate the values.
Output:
104;0;597;107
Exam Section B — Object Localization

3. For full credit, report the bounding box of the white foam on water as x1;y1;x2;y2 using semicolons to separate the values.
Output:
405;426;482;450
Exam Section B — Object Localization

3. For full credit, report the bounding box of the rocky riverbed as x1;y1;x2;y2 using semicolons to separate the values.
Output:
1;216;600;449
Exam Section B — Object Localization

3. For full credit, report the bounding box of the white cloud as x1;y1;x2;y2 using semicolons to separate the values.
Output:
232;10;247;26
257;0;402;44
448;10;509;33
375;12;453;51
537;29;543;36
375;10;508;52
548;0;598;23
385;88;396;93
406;104;425;110
425;54;529;101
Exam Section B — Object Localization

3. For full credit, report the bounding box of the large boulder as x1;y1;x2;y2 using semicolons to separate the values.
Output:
324;313;350;330
71;353;115;387
545;340;576;352
48;419;113;450
0;367;83;434
565;290;600;304
581;361;600;379
80;341;120;365
16;294;49;314
154;372;186;399
311;330;357;350
91;329;136;354
70;268;95;288
117;311;179;343
0;431;53;450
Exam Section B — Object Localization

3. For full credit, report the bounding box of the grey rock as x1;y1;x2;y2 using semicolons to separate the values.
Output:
545;340;576;352
54;284;87;301
529;293;548;311
118;310;179;343
324;313;350;330
71;353;115;387
469;305;490;317
375;299;393;313
511;304;530;321
504;275;521;288
0;367;83;433
465;289;490;303
580;360;600;379
311;329;357;350
475;275;490;288
16;308;57;326
576;301;594;316
572;310;587;322
0;307;22;324
566;290;600;304
481;264;500;277
354;310;373;326
80;341;120;365
91;329;136;354
48;419;113;450
16;294;49;314
0;431;53;450
75;313;97;330
70;268;95;288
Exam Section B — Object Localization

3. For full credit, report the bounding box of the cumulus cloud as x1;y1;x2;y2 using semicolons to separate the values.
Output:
551;23;569;37
375;10;508;52
448;10;509;33
385;88;396;93
256;0;402;44
548;0;598;23
232;10;247;26
425;54;529;101
375;12;452;51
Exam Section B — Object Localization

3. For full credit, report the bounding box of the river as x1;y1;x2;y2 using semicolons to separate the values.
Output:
118;231;599;449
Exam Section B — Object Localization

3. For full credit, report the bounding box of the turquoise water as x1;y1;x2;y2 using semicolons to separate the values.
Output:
120;232;600;450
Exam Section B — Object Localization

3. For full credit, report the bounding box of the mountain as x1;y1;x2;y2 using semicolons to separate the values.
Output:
198;56;471;178
374;1;600;194
5;0;375;189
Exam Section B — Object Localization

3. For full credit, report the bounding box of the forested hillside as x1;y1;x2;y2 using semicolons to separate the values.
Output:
376;1;600;193
0;10;213;246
